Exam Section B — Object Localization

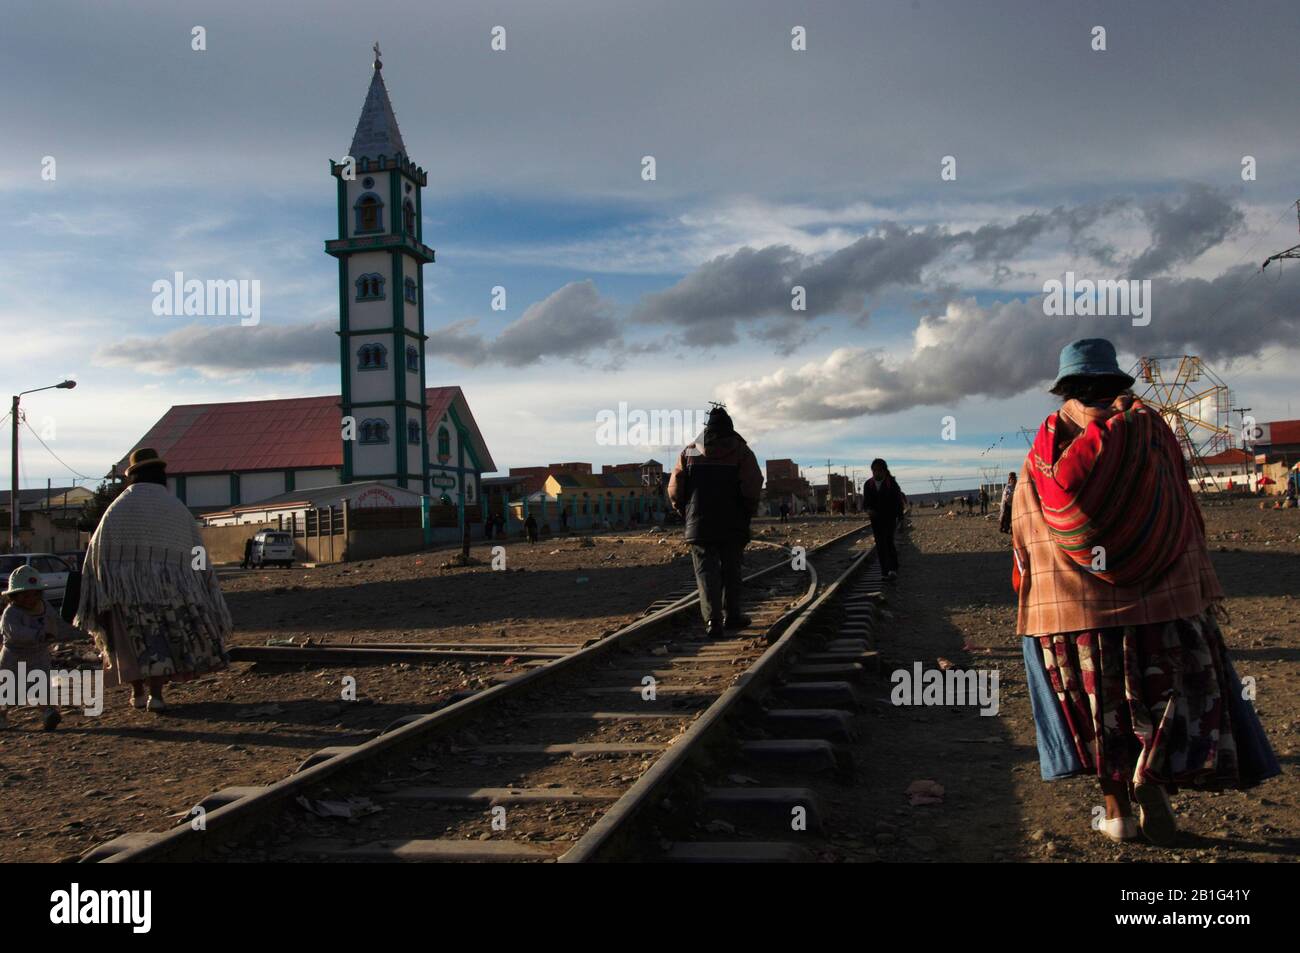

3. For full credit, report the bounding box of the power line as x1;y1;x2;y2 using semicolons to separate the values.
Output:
21;418;94;481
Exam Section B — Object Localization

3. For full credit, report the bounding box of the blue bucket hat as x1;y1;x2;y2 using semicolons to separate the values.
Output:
1050;338;1135;394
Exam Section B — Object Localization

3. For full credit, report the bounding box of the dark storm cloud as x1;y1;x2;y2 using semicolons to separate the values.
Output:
1129;185;1246;277
489;280;621;367
634;190;1234;345
5;1;1299;199
95;320;336;376
721;262;1300;425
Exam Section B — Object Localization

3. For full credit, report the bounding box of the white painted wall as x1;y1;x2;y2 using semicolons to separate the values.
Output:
186;474;230;507
352;407;396;478
240;471;285;503
347;251;393;332
295;469;340;490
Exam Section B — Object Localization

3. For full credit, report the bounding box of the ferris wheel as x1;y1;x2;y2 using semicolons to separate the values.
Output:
1130;356;1234;485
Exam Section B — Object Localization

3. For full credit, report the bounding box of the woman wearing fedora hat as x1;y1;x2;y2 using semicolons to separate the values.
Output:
75;448;231;712
1012;339;1279;846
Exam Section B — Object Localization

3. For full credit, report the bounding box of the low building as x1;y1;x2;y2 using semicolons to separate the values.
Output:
507;462;592;496
197;480;430;564
481;475;531;512
1200;448;1255;487
0;486;94;554
764;459;813;515
541;470;667;528
198;480;424;527
117;386;494;515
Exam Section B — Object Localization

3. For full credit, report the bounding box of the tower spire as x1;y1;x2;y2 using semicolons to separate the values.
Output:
349;43;406;161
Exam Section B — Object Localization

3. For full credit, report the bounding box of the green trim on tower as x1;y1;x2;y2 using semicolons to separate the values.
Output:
391;246;408;488
284;469;296;493
414;175;423;243
416;236;430;496
337;257;353;484
336;174;347;239
229;473;241;507
175;474;187;504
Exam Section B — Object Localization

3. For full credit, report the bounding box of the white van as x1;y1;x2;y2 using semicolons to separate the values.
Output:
250;530;294;568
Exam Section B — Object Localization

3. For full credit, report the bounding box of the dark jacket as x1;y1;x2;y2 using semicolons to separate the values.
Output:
668;431;763;544
862;476;905;520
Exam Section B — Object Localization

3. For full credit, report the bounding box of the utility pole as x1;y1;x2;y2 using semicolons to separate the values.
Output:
1233;406;1255;490
9;394;18;553
10;380;77;552
1262;200;1300;270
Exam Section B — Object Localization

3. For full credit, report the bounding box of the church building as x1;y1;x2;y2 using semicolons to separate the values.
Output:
118;49;495;512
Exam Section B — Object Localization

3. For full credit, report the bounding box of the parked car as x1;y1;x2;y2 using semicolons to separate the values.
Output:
250;530;294;568
0;553;75;609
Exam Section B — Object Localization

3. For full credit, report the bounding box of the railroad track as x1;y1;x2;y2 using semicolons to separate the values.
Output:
83;522;876;863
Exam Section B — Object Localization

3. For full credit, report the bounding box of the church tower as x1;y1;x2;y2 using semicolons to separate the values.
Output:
327;45;435;492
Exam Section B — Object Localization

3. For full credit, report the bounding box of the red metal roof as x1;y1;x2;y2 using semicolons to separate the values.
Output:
1201;448;1252;466
119;387;493;475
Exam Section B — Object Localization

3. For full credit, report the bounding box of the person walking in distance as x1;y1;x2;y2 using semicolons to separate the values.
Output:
862;459;905;580
979;486;989;515
668;404;763;639
999;472;1017;534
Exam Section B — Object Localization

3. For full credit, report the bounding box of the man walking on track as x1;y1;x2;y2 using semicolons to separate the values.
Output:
668;405;763;639
862;458;906;580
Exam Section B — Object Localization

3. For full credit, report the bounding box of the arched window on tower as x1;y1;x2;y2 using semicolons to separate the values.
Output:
437;427;451;459
359;418;389;444
354;193;384;233
407;420;420;445
403;200;416;236
355;273;385;301
405;345;419;372
404;277;417;304
357;343;387;370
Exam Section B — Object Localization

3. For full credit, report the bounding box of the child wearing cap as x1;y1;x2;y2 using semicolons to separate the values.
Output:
1;566;64;730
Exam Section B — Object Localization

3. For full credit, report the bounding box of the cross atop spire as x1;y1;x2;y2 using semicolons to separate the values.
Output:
349;45;406;161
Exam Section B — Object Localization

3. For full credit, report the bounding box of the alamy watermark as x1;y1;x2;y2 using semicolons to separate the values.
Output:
1042;272;1150;327
890;662;999;716
151;271;261;326
595;402;710;448
0;664;103;716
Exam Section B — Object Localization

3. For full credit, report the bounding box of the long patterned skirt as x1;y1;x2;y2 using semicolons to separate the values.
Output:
1033;610;1279;790
98;603;229;687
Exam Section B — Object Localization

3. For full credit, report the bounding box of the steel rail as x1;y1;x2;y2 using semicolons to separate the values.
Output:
559;539;875;862
90;521;869;863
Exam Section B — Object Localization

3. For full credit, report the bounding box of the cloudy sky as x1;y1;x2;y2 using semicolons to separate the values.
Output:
4;0;1300;495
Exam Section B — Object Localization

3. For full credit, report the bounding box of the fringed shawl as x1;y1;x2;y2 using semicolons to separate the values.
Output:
74;483;232;638
1028;395;1199;588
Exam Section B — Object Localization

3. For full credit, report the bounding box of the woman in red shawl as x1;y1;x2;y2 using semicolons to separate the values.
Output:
1013;339;1278;845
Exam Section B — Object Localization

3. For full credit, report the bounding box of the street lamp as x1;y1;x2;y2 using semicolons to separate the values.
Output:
10;380;77;552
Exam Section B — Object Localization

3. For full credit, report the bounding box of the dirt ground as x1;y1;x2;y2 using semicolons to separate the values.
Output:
825;500;1299;863
0;519;853;862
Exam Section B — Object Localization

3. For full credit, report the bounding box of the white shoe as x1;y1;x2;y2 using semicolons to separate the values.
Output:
1134;784;1178;846
1100;816;1139;842
146;695;168;712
